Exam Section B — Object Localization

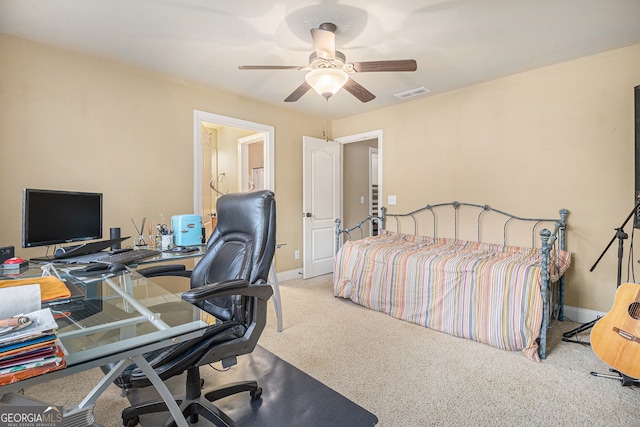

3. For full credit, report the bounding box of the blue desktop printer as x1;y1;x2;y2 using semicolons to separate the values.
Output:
171;214;203;246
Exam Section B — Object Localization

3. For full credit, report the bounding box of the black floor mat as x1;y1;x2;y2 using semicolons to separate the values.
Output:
127;345;378;426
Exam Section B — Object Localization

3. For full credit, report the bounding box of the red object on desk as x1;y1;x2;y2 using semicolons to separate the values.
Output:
2;257;29;271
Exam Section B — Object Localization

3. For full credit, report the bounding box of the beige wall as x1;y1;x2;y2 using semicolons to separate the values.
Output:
334;43;640;313
0;34;319;272
3;33;640;313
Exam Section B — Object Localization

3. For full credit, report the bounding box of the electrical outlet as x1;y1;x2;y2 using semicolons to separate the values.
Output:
360;196;365;204
388;195;397;205
294;250;300;260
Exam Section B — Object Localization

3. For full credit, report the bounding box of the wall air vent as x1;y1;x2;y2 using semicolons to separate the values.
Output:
394;86;431;100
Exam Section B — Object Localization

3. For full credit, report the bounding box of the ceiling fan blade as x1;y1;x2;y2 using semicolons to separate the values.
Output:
239;65;306;70
284;81;312;102
350;60;417;73
311;26;335;60
343;78;376;103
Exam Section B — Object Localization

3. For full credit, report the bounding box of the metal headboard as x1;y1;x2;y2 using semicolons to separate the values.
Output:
379;202;568;250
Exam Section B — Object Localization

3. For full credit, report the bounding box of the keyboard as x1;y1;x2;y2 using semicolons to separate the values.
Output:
93;248;160;265
58;251;108;263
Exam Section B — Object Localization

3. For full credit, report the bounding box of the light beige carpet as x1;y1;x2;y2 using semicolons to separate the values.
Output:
22;274;640;426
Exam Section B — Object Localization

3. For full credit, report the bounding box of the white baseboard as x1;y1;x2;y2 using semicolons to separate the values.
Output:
276;268;303;282
562;305;606;324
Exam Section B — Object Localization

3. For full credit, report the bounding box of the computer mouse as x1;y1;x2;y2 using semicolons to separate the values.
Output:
170;246;186;252
109;263;127;274
84;263;109;272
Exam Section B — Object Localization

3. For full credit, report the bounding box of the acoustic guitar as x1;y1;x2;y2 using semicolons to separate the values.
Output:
590;283;640;379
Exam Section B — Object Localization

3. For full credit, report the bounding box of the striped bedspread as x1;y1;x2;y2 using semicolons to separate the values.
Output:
333;230;571;361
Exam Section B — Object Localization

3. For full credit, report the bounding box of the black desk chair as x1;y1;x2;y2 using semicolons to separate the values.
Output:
110;190;276;427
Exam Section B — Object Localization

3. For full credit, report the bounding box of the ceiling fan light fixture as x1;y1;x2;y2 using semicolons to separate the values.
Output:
305;68;349;99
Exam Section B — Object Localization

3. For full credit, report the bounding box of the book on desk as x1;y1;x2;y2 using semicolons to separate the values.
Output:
0;308;66;385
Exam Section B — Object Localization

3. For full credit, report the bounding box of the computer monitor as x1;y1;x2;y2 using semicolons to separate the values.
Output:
22;188;103;248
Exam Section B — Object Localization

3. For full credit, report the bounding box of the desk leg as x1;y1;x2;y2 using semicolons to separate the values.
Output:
0;363;132;426
269;263;283;332
76;359;129;411
73;357;188;427
130;354;188;427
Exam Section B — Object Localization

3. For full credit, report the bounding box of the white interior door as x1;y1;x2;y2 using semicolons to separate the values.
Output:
303;136;341;279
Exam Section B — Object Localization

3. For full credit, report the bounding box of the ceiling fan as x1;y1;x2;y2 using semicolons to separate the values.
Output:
239;23;417;103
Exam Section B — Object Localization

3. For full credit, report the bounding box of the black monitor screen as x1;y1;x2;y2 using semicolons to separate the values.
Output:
22;188;103;248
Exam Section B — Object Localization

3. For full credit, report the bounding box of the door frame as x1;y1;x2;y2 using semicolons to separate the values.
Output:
334;129;383;224
193;110;274;215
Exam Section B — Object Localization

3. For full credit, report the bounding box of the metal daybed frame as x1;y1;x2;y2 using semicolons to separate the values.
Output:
335;201;568;360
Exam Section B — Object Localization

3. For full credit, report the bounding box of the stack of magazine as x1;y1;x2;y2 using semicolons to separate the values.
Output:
0;308;67;385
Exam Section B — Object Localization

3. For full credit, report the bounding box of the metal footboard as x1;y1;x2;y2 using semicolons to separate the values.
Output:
334;215;383;254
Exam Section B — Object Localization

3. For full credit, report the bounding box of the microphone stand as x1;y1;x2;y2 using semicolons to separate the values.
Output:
562;199;640;343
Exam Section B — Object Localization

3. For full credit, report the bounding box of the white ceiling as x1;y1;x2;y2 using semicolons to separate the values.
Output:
2;0;640;119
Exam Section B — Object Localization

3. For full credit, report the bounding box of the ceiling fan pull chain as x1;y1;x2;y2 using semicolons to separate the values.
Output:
322;98;329;141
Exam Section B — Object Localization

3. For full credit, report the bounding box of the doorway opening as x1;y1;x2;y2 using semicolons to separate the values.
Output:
193;110;274;236
239;133;266;192
335;130;382;239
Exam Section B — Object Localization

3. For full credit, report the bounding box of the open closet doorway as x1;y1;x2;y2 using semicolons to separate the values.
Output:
369;147;379;236
336;130;382;239
193;110;274;237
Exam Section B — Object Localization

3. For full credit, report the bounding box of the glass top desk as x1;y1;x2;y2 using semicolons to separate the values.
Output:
47;243;283;333
138;245;206;265
28;244;208;267
0;264;217;427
